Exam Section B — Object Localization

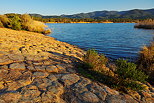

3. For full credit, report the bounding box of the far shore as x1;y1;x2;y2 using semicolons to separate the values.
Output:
46;22;136;23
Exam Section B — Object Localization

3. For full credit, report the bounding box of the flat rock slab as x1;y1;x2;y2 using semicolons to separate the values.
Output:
80;91;99;103
46;65;58;73
0;55;14;65
61;74;80;86
10;63;26;70
33;72;49;78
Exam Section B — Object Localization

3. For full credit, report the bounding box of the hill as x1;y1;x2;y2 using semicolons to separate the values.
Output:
30;8;154;19
61;9;154;19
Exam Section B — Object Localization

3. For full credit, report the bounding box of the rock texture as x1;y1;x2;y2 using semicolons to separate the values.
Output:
0;28;153;103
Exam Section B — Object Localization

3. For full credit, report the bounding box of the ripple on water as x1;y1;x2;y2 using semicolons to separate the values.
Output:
47;23;154;61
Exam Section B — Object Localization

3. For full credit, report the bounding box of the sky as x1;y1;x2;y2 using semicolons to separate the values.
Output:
0;0;154;15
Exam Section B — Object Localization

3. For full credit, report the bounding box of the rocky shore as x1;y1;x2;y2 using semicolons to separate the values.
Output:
0;28;153;103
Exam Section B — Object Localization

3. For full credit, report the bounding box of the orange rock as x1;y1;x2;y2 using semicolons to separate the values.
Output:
0;93;21;102
140;91;152;98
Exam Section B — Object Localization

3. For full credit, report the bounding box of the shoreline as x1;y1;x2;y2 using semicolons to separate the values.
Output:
46;22;136;24
0;28;153;102
0;28;85;60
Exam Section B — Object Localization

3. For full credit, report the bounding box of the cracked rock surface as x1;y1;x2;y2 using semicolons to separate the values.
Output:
0;28;153;103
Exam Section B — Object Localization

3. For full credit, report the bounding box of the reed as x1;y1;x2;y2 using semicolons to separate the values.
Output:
134;19;154;29
21;14;51;34
138;42;154;83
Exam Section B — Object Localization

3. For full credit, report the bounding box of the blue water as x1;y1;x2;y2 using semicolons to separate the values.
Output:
47;23;154;61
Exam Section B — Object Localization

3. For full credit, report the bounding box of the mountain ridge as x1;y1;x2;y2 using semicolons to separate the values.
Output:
30;8;154;19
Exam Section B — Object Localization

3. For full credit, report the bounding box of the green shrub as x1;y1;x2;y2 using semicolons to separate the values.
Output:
10;15;21;30
116;59;148;82
83;49;108;72
122;80;145;91
114;59;148;91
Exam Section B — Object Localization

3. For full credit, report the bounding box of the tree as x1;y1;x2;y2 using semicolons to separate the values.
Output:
10;15;21;30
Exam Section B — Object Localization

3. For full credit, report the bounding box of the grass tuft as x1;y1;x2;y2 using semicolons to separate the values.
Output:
83;49;108;72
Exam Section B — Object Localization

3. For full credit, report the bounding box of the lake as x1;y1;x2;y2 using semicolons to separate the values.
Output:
47;23;154;61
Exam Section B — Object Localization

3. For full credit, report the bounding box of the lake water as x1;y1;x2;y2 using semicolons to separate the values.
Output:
47;23;154;61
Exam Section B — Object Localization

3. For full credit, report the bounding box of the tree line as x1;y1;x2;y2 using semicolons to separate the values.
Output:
32;16;148;23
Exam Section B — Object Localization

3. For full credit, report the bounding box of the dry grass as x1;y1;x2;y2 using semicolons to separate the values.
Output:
0;15;10;27
134;19;154;29
0;14;51;34
21;14;51;34
83;49;108;72
138;42;154;82
23;20;47;33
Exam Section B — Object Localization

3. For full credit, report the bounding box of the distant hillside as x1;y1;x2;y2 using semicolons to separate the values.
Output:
30;8;154;19
30;14;61;18
61;9;154;19
30;14;43;18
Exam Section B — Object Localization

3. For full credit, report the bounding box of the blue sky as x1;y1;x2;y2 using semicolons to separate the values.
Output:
0;0;154;15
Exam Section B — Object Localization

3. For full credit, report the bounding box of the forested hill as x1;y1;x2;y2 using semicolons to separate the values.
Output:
30;8;154;19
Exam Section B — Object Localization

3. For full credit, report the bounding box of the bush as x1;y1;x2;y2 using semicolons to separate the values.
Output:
79;50;147;91
0;15;10;27
116;59;148;82
25;20;48;33
114;59;148;91
5;13;21;18
83;49;108;72
81;49;117;88
20;14;33;30
0;21;4;27
0;14;51;34
10;15;21;30
20;14;51;34
122;80;145;91
20;14;32;22
138;42;154;82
